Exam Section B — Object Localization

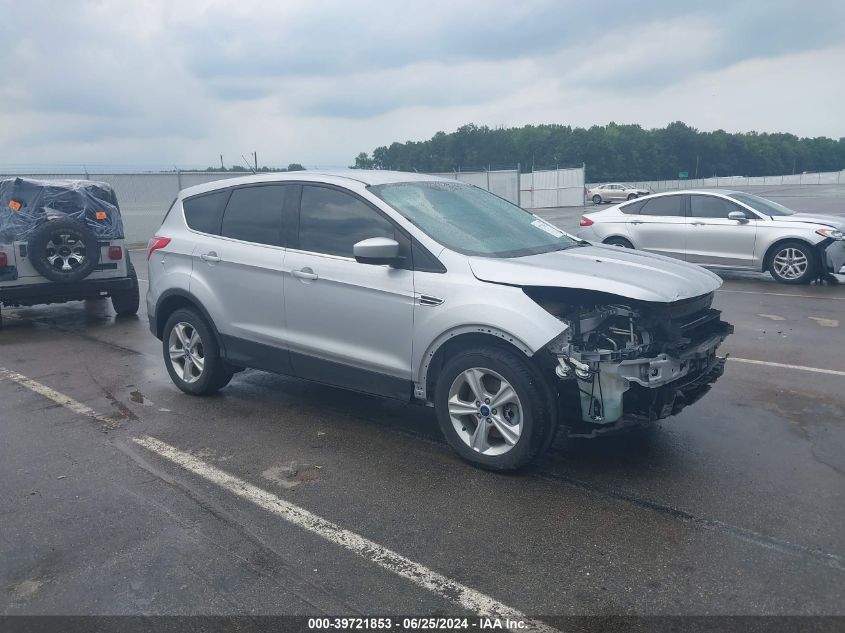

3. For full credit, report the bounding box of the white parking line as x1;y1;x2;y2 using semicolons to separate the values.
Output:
133;435;557;631
0;368;120;428
1;366;554;628
730;358;845;377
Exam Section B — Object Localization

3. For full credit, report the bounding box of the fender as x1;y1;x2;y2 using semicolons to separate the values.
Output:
152;288;226;355
410;279;568;401
413;323;540;400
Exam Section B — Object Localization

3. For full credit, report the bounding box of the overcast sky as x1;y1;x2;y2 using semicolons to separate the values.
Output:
1;0;843;170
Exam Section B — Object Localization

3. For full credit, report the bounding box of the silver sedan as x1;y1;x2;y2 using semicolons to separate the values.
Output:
577;190;845;284
585;183;650;204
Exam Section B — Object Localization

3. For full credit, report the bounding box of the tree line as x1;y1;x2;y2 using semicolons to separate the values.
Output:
351;122;845;181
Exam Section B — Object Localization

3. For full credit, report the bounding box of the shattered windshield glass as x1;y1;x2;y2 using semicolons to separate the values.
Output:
370;181;578;258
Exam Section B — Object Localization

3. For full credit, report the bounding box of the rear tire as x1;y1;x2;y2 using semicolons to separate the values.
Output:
604;237;634;248
162;308;233;395
434;346;556;471
767;241;816;285
111;258;140;316
592;195;602;205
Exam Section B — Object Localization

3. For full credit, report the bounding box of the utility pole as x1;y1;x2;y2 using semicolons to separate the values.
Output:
254;151;258;172
220;154;224;170
694;155;699;179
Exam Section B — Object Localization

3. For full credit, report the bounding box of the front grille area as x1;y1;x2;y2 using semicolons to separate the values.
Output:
651;305;732;356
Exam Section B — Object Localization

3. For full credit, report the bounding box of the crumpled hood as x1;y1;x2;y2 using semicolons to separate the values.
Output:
771;213;845;229
469;244;723;303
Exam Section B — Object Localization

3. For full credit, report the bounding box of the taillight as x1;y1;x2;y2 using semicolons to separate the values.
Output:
580;216;594;227
146;236;171;260
0;252;7;267
108;246;123;260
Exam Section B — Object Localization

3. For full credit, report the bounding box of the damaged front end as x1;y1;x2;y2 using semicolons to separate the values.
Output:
527;288;733;434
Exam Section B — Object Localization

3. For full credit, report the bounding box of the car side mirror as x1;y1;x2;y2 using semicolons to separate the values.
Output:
353;237;401;266
728;211;749;222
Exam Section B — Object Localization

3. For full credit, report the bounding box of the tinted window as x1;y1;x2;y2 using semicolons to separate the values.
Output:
183;190;229;234
620;199;647;214
299;186;395;257
641;195;685;217
220;185;288;246
690;195;746;219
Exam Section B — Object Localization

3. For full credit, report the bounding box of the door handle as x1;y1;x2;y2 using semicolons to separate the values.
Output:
630;220;643;225
201;252;221;262
292;267;318;281
690;221;705;226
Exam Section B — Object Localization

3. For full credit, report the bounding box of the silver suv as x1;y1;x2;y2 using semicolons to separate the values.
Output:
147;171;732;470
0;177;140;323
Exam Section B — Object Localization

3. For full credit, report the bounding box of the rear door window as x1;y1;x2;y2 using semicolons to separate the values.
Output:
183;190;230;235
299;186;396;258
640;195;686;217
220;185;289;246
690;195;747;219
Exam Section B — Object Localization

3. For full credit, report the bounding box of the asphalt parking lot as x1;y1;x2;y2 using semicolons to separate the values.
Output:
2;215;845;625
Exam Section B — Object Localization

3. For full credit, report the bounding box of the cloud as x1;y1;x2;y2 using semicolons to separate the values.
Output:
0;0;842;168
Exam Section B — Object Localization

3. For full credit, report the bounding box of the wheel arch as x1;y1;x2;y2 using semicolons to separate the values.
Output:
602;235;635;247
154;289;224;352
416;327;537;402
762;237;822;273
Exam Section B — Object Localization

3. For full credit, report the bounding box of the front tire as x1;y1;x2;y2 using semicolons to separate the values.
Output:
626;193;637;201
434;346;556;471
162;308;233;395
592;195;602;205
768;241;816;284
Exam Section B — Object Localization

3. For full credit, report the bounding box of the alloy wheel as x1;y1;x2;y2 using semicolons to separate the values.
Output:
772;247;808;280
447;367;523;456
46;232;87;272
168;322;205;384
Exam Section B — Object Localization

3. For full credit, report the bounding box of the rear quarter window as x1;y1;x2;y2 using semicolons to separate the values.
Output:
183;189;230;235
619;199;647;214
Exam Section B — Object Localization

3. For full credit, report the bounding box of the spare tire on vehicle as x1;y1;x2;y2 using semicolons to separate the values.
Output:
27;217;100;283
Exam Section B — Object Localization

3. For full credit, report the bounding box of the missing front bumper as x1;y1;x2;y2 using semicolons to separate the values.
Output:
558;323;732;425
622;355;727;422
822;239;845;274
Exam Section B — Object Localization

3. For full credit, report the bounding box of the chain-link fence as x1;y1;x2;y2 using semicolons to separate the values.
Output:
428;166;586;209
427;169;521;205
519;167;585;208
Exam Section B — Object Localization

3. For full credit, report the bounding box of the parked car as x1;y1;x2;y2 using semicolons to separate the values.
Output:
585;183;650;204
577;190;845;284
147;172;732;470
0;177;140;320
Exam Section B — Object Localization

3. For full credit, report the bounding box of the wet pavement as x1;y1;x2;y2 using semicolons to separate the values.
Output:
1;248;844;620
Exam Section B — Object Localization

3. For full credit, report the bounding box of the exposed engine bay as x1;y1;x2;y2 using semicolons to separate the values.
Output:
526;288;733;429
